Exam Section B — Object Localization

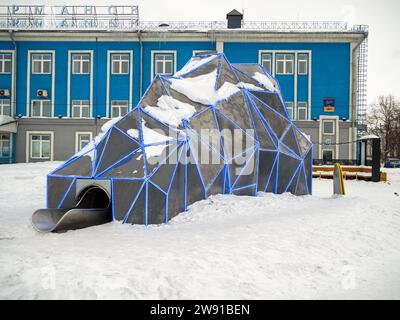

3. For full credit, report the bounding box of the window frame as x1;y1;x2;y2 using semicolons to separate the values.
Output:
285;101;294;120
31;99;52;118
28;133;53;160
75;131;93;153
297;101;308;121
260;53;272;73
322;119;335;135
275;53;294;75
298;53;308;75
151;50;177;80
72;53;90;75
0;133;10;158
111;100;129;118
71;99;91;118
0;53;12;74
0;98;11;116
32;53;52;75
111;54;130;75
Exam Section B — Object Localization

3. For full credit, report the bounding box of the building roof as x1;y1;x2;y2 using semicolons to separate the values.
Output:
227;9;243;17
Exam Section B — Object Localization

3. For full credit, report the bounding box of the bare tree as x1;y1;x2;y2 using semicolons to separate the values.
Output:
366;95;400;161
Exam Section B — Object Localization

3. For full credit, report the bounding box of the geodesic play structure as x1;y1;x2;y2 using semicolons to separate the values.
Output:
36;53;312;230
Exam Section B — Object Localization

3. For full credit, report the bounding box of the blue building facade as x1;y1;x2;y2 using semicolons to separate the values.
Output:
0;21;367;164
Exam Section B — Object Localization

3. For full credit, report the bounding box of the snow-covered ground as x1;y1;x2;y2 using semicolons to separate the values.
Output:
0;162;399;299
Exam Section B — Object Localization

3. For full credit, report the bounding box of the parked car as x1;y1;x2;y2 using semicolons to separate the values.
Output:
384;158;400;168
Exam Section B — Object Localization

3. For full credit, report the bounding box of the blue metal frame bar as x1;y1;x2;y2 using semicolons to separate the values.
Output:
57;177;77;209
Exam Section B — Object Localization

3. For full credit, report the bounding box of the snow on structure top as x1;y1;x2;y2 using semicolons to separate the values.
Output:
47;53;312;226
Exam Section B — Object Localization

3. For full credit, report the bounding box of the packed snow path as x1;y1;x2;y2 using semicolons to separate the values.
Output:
0;162;399;299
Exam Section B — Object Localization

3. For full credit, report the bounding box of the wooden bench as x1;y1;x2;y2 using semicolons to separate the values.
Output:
312;166;387;182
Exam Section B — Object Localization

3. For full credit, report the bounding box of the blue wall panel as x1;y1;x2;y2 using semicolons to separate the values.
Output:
0;40;350;119
224;42;350;118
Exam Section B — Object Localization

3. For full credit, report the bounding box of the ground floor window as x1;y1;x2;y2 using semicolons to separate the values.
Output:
31;100;51;117
72;100;90;118
0;133;10;158
111;100;129;118
0;99;11;116
76;132;93;153
322;149;334;164
30;134;51;159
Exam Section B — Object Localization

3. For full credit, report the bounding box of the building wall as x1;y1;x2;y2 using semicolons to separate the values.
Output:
0;35;359;164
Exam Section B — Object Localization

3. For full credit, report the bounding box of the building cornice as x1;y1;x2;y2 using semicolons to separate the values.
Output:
0;30;367;43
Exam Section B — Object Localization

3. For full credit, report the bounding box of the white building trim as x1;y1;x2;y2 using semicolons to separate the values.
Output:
259;49;312;120
26;50;55;117
216;41;224;53
25;130;54;162
0;50;15;116
67;50;94;118
106;50;133;118
319;115;340;160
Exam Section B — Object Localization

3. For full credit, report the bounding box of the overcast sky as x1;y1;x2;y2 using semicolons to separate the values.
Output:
3;0;400;105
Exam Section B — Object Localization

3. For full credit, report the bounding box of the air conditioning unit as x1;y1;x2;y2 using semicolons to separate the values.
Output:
0;89;10;97
37;89;48;98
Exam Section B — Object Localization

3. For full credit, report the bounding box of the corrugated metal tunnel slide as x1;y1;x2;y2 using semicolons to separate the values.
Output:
31;186;112;233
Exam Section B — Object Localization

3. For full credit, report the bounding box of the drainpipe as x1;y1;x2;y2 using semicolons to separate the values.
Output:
8;31;17;117
138;30;143;98
8;30;17;164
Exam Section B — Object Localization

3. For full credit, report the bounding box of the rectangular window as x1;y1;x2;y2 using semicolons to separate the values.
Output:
32;54;51;74
0;53;12;74
30;134;51;159
0;99;11;116
276;54;294;75
154;53;174;76
72;100;90;118
323;120;335;135
0;133;10;158
31;100;51;117
297;102;308;120
76;132;93;152
261;53;272;73
72;54;90;74
322;149;334;164
298;53;308;75
286;101;294;120
112;54;129;75
111;100;129;118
